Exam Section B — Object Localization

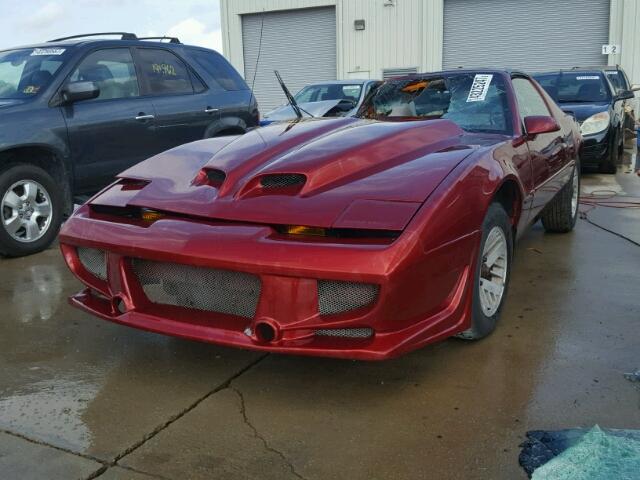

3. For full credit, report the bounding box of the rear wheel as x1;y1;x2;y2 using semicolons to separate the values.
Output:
457;203;513;340
0;164;62;257
541;162;580;233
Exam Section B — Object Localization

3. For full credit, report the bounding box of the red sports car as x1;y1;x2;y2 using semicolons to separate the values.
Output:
60;70;581;360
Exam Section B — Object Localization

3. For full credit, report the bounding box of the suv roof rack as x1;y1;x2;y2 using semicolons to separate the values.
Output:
48;32;138;42
138;36;181;44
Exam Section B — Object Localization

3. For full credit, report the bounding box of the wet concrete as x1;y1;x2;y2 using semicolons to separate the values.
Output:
0;159;639;479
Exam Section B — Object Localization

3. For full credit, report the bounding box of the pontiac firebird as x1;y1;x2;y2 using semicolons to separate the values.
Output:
60;70;581;360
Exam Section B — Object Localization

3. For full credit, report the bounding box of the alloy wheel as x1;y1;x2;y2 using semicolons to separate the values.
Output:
1;180;53;243
478;226;508;317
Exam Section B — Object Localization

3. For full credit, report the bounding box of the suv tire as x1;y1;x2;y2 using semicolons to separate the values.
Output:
0;164;63;257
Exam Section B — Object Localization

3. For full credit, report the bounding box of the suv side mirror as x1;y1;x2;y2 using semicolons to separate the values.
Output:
60;81;100;104
524;115;560;136
617;89;635;100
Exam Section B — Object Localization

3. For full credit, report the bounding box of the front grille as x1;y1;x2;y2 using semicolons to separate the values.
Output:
131;259;261;318
77;247;107;281
260;174;306;189
317;280;379;316
315;327;374;338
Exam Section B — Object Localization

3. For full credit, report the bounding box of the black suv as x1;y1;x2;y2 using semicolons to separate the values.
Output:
534;68;635;174
0;33;258;257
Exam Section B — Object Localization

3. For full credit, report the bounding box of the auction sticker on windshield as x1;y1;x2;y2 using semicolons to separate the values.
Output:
467;74;493;102
576;76;600;80
31;48;66;56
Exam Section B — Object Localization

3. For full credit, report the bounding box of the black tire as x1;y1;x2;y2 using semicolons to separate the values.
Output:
457;203;513;340
0;164;63;257
541;162;580;233
599;131;619;174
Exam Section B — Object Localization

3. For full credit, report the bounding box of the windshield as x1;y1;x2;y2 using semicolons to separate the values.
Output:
534;72;611;103
294;83;363;104
0;48;70;100
357;73;512;135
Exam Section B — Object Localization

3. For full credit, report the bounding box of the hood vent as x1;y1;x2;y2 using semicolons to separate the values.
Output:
206;169;227;186
260;174;306;189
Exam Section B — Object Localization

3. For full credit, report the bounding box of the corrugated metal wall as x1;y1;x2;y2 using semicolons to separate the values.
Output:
443;0;610;72
242;7;337;111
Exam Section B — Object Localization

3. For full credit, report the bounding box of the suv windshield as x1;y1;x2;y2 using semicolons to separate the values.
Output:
294;83;363;104
357;73;512;135
0;47;70;100
534;72;611;103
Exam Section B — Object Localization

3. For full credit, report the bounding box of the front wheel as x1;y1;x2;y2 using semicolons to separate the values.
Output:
541;161;580;233
457;203;513;340
0;164;63;257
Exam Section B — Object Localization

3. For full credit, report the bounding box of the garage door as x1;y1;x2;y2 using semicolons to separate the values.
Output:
443;0;610;72
242;7;337;111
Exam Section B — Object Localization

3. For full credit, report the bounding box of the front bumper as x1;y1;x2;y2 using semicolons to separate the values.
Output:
580;127;613;167
60;206;478;360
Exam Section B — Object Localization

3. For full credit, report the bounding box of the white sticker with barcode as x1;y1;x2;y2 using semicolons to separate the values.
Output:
467;74;493;102
31;48;66;56
576;76;599;80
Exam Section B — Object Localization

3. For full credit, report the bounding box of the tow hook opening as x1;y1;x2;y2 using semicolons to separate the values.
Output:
254;321;278;343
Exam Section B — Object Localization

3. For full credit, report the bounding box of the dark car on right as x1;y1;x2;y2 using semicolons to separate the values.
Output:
534;68;635;173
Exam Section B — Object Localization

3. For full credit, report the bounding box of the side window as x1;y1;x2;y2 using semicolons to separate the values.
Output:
69;48;139;100
512;78;550;121
191;50;247;91
136;49;193;96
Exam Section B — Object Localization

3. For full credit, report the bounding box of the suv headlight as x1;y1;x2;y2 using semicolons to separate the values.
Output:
580;111;610;136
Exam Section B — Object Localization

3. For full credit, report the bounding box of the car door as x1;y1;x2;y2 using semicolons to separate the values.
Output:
512;77;568;216
61;48;158;192
133;47;217;152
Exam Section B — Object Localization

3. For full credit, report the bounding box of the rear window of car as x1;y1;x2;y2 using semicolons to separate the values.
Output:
136;48;194;96
357;73;512;135
190;50;247;91
534;72;611;103
294;84;363;103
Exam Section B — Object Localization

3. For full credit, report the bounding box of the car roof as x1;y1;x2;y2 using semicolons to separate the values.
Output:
386;68;529;81
305;80;375;86
0;38;214;53
532;69;606;76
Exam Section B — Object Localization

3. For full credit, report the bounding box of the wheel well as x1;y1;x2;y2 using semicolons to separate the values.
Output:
492;179;522;230
0;147;73;216
211;127;245;137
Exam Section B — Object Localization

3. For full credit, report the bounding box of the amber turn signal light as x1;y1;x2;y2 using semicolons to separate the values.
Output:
141;209;165;222
284;225;327;236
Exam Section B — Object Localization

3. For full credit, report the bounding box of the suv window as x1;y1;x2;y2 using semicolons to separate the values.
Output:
512;78;550;120
137;48;193;96
191;50;246;91
69;48;139;101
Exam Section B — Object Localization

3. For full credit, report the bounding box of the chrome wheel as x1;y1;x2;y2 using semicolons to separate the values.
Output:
1;180;53;243
571;167;579;217
478;226;508;317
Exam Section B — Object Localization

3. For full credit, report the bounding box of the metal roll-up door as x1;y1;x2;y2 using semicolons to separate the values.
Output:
443;0;610;72
242;7;337;111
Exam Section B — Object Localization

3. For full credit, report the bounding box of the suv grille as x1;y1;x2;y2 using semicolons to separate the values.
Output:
132;259;261;318
77;247;107;281
260;174;305;189
317;280;379;316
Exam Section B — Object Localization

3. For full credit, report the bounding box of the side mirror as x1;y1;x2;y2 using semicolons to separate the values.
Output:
524;115;560;136
60;81;100;104
617;89;635;100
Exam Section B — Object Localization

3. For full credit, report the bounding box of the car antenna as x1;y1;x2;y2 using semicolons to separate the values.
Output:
274;70;314;118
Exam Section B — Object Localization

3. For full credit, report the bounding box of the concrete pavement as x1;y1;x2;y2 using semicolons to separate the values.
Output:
0;159;639;479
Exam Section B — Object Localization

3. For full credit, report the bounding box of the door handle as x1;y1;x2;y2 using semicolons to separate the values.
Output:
204;107;219;114
135;114;155;121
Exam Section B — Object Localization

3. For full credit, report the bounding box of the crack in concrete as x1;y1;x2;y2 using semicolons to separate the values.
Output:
112;353;270;468
231;386;307;480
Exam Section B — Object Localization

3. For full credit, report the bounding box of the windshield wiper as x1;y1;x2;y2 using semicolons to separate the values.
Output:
274;70;314;119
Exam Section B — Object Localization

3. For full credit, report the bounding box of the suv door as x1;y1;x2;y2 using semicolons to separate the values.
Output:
512;77;569;216
61;48;158;192
133;47;216;151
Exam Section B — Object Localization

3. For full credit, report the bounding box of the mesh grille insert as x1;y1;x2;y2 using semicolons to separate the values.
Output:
260;174;305;189
315;327;374;338
317;280;379;316
132;259;261;318
77;247;107;281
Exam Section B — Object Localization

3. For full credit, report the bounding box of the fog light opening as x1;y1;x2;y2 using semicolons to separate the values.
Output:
255;322;277;343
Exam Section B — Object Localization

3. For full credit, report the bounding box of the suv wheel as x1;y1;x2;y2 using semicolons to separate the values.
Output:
0;164;63;257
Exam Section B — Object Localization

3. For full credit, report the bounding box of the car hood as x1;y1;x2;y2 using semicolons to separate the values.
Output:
263;100;344;121
93;117;482;231
557;102;610;122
